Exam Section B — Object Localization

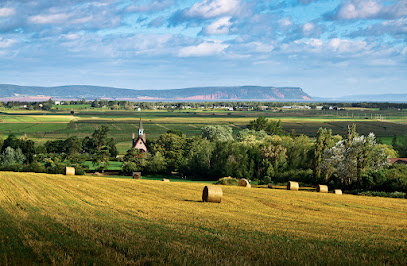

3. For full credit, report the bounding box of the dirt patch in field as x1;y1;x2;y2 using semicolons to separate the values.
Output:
111;124;122;130
150;120;170;130
229;123;242;129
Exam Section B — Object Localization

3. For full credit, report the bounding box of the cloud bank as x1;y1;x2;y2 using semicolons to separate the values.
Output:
0;0;405;97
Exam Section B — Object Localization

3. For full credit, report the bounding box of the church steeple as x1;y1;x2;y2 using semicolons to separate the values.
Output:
138;118;144;137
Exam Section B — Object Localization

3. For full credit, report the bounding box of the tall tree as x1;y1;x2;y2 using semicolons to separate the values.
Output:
322;132;388;187
92;125;109;151
248;116;283;135
2;135;21;151
150;133;187;172
64;136;82;155
201;125;233;142
312;128;340;181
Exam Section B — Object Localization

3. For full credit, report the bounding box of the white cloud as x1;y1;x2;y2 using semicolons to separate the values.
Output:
328;38;367;53
381;17;407;32
279;18;293;27
29;13;72;24
304;38;323;48
186;0;240;19
71;15;93;24
302;22;315;32
0;38;16;48
248;42;274;53
336;0;381;19
333;0;407;20
202;16;232;35
282;38;367;55
60;34;81;41
178;41;228;57
0;7;15;17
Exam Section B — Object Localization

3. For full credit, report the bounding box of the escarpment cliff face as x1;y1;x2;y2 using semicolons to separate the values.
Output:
0;84;312;101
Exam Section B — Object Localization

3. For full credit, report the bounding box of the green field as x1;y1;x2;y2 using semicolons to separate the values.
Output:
83;161;123;171
0;172;406;264
1;109;407;153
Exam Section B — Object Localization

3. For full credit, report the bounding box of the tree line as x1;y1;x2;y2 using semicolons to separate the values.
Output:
123;117;406;193
1;116;406;193
0;125;117;174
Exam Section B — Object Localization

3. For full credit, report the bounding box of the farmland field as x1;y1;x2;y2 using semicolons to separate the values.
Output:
0;172;406;264
1;109;407;153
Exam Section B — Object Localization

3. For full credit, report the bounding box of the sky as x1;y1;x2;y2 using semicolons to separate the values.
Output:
0;0;406;98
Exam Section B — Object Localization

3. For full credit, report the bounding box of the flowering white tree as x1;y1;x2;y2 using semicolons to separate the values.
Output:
321;133;388;186
0;147;26;169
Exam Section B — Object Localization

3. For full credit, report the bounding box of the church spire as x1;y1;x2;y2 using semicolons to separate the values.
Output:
138;117;144;136
138;117;146;143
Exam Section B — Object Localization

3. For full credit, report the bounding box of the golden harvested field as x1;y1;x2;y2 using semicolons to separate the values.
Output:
0;172;407;265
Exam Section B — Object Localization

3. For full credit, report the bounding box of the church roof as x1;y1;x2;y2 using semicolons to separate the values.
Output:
139;118;144;131
133;136;148;152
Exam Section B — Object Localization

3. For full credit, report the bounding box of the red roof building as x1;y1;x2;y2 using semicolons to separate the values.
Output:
388;158;407;165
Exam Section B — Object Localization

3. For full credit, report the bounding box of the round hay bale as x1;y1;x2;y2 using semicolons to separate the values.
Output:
267;183;273;189
132;172;141;179
287;181;299;191
65;167;75;176
317;185;328;193
202;186;223;203
238;178;251;188
162;178;170;182
334;189;343;195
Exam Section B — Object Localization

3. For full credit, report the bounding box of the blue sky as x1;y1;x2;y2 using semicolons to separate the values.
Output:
0;0;406;97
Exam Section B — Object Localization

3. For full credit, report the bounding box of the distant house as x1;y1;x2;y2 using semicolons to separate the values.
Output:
282;105;311;110
388;158;407;165
54;101;61;105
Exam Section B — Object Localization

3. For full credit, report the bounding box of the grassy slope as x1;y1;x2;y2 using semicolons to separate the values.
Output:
0;172;406;265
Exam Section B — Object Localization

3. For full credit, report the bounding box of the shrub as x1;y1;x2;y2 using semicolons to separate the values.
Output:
71;164;86;175
145;152;166;173
357;191;406;199
275;169;314;184
215;176;239;186
46;162;67;174
359;165;407;192
23;161;46;173
258;176;272;185
122;162;139;176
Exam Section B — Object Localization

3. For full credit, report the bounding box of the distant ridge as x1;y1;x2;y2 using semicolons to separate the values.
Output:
0;84;312;101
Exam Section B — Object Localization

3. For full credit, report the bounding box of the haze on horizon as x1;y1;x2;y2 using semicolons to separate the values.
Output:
0;0;406;98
